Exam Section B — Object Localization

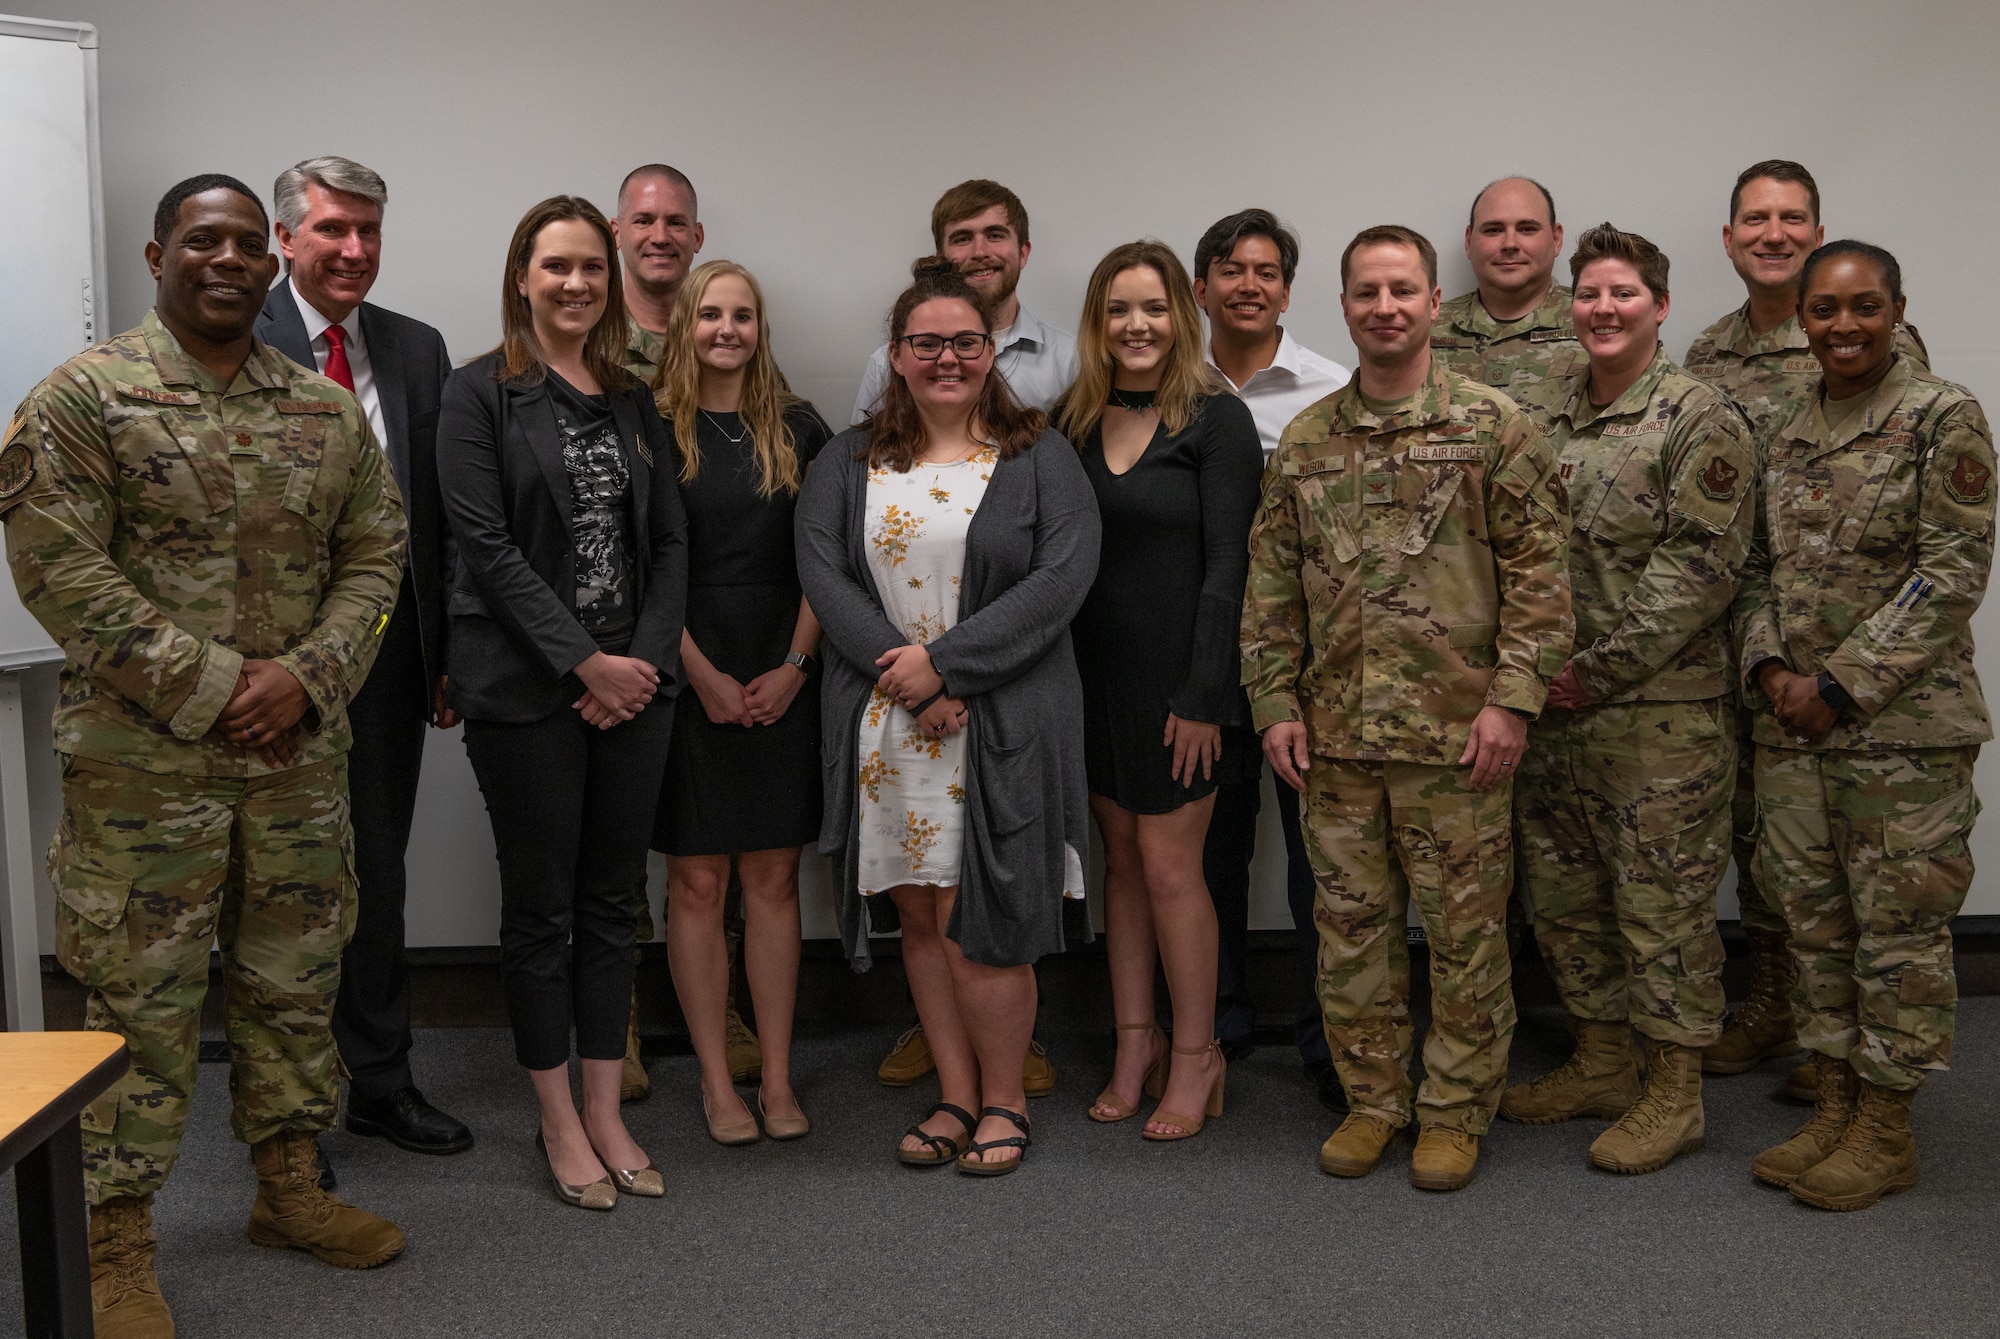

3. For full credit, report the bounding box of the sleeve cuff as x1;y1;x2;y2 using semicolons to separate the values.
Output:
1484;668;1547;718
167;642;244;741
270;652;332;734
1250;695;1302;733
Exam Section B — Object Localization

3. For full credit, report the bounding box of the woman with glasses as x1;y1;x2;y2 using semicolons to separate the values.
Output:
1057;240;1263;1141
649;260;831;1144
438;196;686;1209
796;256;1100;1176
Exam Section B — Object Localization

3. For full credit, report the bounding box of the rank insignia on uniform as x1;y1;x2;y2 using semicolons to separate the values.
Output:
0;440;34;501
1699;456;1739;501
1945;453;1991;505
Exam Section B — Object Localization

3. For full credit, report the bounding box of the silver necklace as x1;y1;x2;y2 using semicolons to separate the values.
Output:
699;408;749;444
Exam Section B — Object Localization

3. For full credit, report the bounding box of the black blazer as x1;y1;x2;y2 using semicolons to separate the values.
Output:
256;281;453;687
436;352;687;723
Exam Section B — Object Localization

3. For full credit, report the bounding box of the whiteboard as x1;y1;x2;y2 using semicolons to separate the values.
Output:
0;13;101;671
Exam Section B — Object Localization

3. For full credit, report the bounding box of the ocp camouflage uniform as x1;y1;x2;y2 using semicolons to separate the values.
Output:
1514;349;1755;1046
624;322;667;392
0;310;405;1202
1737;354;1994;1090
1431;284;1589;398
1685;306;1930;939
1242;358;1572;1133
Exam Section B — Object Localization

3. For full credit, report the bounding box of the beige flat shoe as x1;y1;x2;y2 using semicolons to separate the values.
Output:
758;1089;810;1141
704;1093;761;1146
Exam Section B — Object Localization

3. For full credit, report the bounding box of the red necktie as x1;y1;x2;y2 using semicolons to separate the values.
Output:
322;322;356;392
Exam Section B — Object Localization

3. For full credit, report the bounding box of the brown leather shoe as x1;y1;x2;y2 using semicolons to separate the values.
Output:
876;1024;936;1087
1023;1039;1057;1098
90;1194;175;1338
1410;1125;1481;1191
1752;1053;1858;1188
1318;1113;1398;1178
246;1130;406;1268
621;996;651;1104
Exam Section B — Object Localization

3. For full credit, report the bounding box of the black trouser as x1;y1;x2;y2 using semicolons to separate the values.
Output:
334;585;429;1100
1203;769;1330;1065
465;700;674;1071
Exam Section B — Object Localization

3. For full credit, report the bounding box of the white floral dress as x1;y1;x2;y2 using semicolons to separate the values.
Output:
855;448;997;894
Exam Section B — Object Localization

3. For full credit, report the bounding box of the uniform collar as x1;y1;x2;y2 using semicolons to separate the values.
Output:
1714;301;1809;358
1809;354;1916;451
141;307;290;396
1557;345;1672;430
628;322;665;368
1447;282;1572;339
1334;354;1457;433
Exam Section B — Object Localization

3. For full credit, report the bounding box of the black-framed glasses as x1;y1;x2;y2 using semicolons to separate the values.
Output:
897;331;991;360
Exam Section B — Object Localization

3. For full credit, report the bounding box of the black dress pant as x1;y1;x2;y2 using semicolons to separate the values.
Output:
1203;769;1330;1065
465;699;674;1071
335;587;429;1100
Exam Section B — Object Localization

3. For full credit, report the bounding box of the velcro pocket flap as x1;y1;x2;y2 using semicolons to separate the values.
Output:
1882;785;1980;858
1398;466;1463;555
1447;623;1498;649
55;855;134;932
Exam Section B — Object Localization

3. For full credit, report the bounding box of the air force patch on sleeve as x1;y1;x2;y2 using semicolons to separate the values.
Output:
1698;454;1739;502
1945;452;1992;505
0;413;34;501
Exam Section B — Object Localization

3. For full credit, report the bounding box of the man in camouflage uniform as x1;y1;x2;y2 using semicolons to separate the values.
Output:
1499;225;1756;1175
606;163;762;1102
1;175;408;1337
1738;240;1993;1211
1430;177;1589;397
1243;225;1572;1191
1684;160;1930;1092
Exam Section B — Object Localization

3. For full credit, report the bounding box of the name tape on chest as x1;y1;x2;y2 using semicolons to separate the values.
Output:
1408;443;1485;462
1599;421;1661;438
276;399;346;415
114;381;201;407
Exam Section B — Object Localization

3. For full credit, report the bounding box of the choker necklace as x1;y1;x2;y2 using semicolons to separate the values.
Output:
1107;386;1158;412
699;408;749;444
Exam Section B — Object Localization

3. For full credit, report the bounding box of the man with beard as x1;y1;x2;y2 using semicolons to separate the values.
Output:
849;178;1078;422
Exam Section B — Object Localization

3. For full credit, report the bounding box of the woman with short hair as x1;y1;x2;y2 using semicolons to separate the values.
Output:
795;256;1100;1176
438;195;686;1209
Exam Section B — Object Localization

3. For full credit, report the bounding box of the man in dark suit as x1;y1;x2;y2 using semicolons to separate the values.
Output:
258;156;472;1164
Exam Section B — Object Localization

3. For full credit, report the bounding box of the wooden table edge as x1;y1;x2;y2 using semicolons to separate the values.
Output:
0;1034;129;1174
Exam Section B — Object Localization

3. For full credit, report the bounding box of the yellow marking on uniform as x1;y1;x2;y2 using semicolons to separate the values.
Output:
373;612;390;635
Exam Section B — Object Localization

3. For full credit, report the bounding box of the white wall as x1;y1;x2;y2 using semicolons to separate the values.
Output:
18;0;2000;942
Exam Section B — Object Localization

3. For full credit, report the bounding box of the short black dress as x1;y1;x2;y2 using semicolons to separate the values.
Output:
1072;392;1264;814
653;403;832;855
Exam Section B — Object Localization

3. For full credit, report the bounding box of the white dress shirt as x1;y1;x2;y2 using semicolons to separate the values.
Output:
850;303;1080;425
1206;327;1351;459
290;275;387;451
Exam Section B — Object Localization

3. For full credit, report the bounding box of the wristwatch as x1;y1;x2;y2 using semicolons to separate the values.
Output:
784;651;819;678
1816;670;1854;712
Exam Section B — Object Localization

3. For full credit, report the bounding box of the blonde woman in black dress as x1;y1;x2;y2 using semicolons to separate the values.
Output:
651;261;831;1143
1059;241;1263;1140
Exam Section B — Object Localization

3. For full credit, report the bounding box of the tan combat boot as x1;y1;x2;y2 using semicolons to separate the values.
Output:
1789;1079;1919;1211
1023;1039;1057;1097
247;1130;406;1268
621;996;652;1103
1498;1019;1642;1124
724;1006;764;1085
876;1024;937;1087
1781;1059;1816;1102
1589;1039;1705;1174
1319;1113;1399;1178
89;1195;174;1338
1703;930;1800;1073
1410;1125;1480;1191
1751;1052;1858;1187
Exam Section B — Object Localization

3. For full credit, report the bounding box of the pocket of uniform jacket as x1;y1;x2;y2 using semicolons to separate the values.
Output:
1881;785;1980;860
1397;466;1463;556
1447;623;1498;670
53;850;135;932
1293;459;1361;565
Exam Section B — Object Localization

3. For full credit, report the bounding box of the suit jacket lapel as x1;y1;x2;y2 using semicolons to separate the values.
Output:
607;390;651;555
261;281;315;369
508;380;574;537
359;304;411;490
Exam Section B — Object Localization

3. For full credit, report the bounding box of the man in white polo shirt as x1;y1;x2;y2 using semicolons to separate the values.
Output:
851;178;1078;423
1191;208;1349;1107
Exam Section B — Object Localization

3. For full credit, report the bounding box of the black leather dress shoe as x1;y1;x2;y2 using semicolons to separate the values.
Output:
1305;1059;1348;1115
346;1087;475;1155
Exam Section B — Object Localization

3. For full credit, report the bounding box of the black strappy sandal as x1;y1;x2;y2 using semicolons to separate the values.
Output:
956;1106;1031;1177
897;1102;977;1167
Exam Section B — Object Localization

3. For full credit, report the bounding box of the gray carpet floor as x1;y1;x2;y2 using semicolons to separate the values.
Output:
5;999;1996;1338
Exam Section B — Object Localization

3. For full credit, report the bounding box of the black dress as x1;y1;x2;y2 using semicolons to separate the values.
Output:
1072;392;1264;814
653;403;832;855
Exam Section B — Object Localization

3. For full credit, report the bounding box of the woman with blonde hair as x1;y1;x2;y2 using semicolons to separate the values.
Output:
1058;240;1263;1140
650;260;832;1143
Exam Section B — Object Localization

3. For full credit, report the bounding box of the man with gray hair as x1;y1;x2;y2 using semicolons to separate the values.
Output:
614;162;705;384
258;155;471;1167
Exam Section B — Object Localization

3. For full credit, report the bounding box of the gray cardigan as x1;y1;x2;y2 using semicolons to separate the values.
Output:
795;427;1101;969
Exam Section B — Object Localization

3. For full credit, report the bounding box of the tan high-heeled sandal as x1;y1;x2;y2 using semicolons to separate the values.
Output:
1089;1023;1169;1123
1142;1040;1226;1142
